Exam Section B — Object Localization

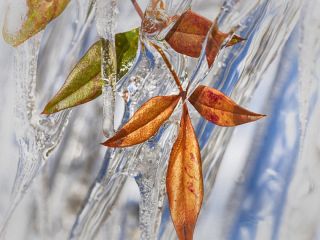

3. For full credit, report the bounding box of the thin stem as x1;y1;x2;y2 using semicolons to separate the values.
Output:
151;43;184;93
131;0;144;19
130;0;183;93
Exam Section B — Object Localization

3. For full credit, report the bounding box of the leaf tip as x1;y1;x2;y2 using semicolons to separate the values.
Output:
41;109;50;115
228;34;246;47
2;28;19;47
240;112;267;125
41;105;55;115
175;223;196;240
254;113;267;120
101;138;122;148
101;140;111;147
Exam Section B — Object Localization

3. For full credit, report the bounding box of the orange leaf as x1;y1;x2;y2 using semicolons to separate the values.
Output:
189;85;265;126
103;95;180;147
205;21;243;67
166;104;203;240
165;10;244;66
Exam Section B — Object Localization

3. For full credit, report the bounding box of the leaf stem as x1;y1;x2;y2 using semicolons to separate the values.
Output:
131;0;144;19
151;43;184;93
129;0;183;93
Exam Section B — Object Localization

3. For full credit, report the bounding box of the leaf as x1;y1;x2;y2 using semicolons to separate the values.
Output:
103;95;180;147
165;10;211;58
166;104;203;240
115;28;140;79
205;21;243;67
188;85;266;126
3;0;70;46
42;28;139;114
165;10;244;67
42;40;102;114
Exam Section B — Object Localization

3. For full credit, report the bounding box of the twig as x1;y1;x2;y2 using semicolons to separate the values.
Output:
131;0;144;19
150;43;183;93
130;0;183;93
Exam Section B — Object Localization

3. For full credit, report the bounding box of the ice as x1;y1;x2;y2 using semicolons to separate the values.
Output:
1;0;320;239
276;1;320;239
0;30;73;237
142;0;192;40
69;41;179;239
157;0;305;238
296;0;319;146
0;0;96;238
96;0;119;137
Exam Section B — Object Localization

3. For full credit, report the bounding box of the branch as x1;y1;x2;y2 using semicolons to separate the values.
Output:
151;43;183;93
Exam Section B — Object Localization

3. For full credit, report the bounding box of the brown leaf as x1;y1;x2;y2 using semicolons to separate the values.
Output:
165;10;244;67
103;95;180;147
205;20;243;67
166;104;203;240
189;85;266;126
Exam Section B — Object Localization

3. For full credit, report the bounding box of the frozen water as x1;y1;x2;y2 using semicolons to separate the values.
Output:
0;0;320;239
96;0;119;137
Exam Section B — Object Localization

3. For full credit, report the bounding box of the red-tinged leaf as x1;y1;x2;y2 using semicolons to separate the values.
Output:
205;20;241;67
103;95;181;147
165;10;211;58
165;10;244;66
189;85;266;126
166;104;203;240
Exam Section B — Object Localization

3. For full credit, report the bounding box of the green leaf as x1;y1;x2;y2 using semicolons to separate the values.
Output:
42;28;139;114
3;0;70;47
115;28;140;79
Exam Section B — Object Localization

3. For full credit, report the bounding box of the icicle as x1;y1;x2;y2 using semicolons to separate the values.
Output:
0;1;96;237
101;38;117;137
0;33;71;237
0;35;42;238
96;0;119;137
134;123;178;240
69;46;148;239
131;44;186;240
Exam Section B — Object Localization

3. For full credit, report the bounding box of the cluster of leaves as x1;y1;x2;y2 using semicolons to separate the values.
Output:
102;82;264;239
3;1;265;239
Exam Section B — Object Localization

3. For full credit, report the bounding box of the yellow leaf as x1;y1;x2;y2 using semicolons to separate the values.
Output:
3;0;70;46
